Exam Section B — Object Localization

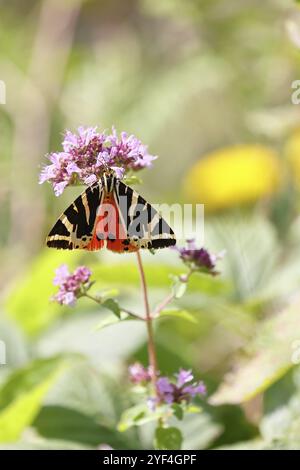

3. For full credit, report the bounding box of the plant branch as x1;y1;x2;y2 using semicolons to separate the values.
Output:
82;292;142;320
153;268;194;316
153;292;174;316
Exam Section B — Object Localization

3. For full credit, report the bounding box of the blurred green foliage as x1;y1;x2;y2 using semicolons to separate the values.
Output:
2;0;300;450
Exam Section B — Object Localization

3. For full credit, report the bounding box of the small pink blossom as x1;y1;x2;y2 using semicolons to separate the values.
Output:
128;364;206;408
128;362;152;384
174;239;225;276
52;264;92;306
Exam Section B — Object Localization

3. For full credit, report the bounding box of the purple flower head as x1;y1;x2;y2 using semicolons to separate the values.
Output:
182;382;206;397
40;126;157;196
53;264;70;286
176;369;194;388
157;377;174;394
157;377;176;404
73;266;91;284
156;369;206;405
52;264;92;306
128;362;152;384
174;240;225;276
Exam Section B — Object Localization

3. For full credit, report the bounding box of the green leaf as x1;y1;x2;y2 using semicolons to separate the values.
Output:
154;426;183;450
118;404;168;432
158;309;198;324
0;357;65;442
33;405;129;448
94;314;122;330
94;308;139;330
172;278;187;299
92;288;119;302
178;412;222;450
259;368;300;448
210;301;300;405
172;404;183;421
94;312;134;331
209;403;258;448
185;404;202;414
206;215;282;303
217;439;266;450
5;249;82;336
102;299;121;318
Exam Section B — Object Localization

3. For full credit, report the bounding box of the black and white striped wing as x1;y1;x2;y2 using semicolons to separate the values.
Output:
46;182;103;250
114;180;176;249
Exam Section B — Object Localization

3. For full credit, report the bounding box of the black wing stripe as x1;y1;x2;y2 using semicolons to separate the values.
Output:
64;183;100;238
149;239;176;249
47;239;73;250
116;180;176;244
46;182;102;249
48;219;70;237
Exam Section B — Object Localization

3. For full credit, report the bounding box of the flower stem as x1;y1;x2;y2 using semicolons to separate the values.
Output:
82;292;141;320
153;292;174;316
153;268;194;316
136;251;158;394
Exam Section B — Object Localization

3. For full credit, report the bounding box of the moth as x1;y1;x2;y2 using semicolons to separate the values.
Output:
46;170;176;253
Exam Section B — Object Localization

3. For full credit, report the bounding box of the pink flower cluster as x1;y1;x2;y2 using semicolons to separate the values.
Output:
39;126;156;196
52;264;91;306
156;369;206;405
128;362;153;384
174;239;225;276
128;363;206;406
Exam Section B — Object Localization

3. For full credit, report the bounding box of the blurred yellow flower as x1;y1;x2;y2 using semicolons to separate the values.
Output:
285;128;300;188
183;145;280;212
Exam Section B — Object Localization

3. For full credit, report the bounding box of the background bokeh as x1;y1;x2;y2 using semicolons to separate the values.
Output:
2;0;300;450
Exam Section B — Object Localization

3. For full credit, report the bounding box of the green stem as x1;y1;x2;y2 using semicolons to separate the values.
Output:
136;251;158;394
153;268;194;316
83;292;142;320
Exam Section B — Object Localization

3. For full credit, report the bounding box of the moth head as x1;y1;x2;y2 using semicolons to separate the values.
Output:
103;168;117;178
